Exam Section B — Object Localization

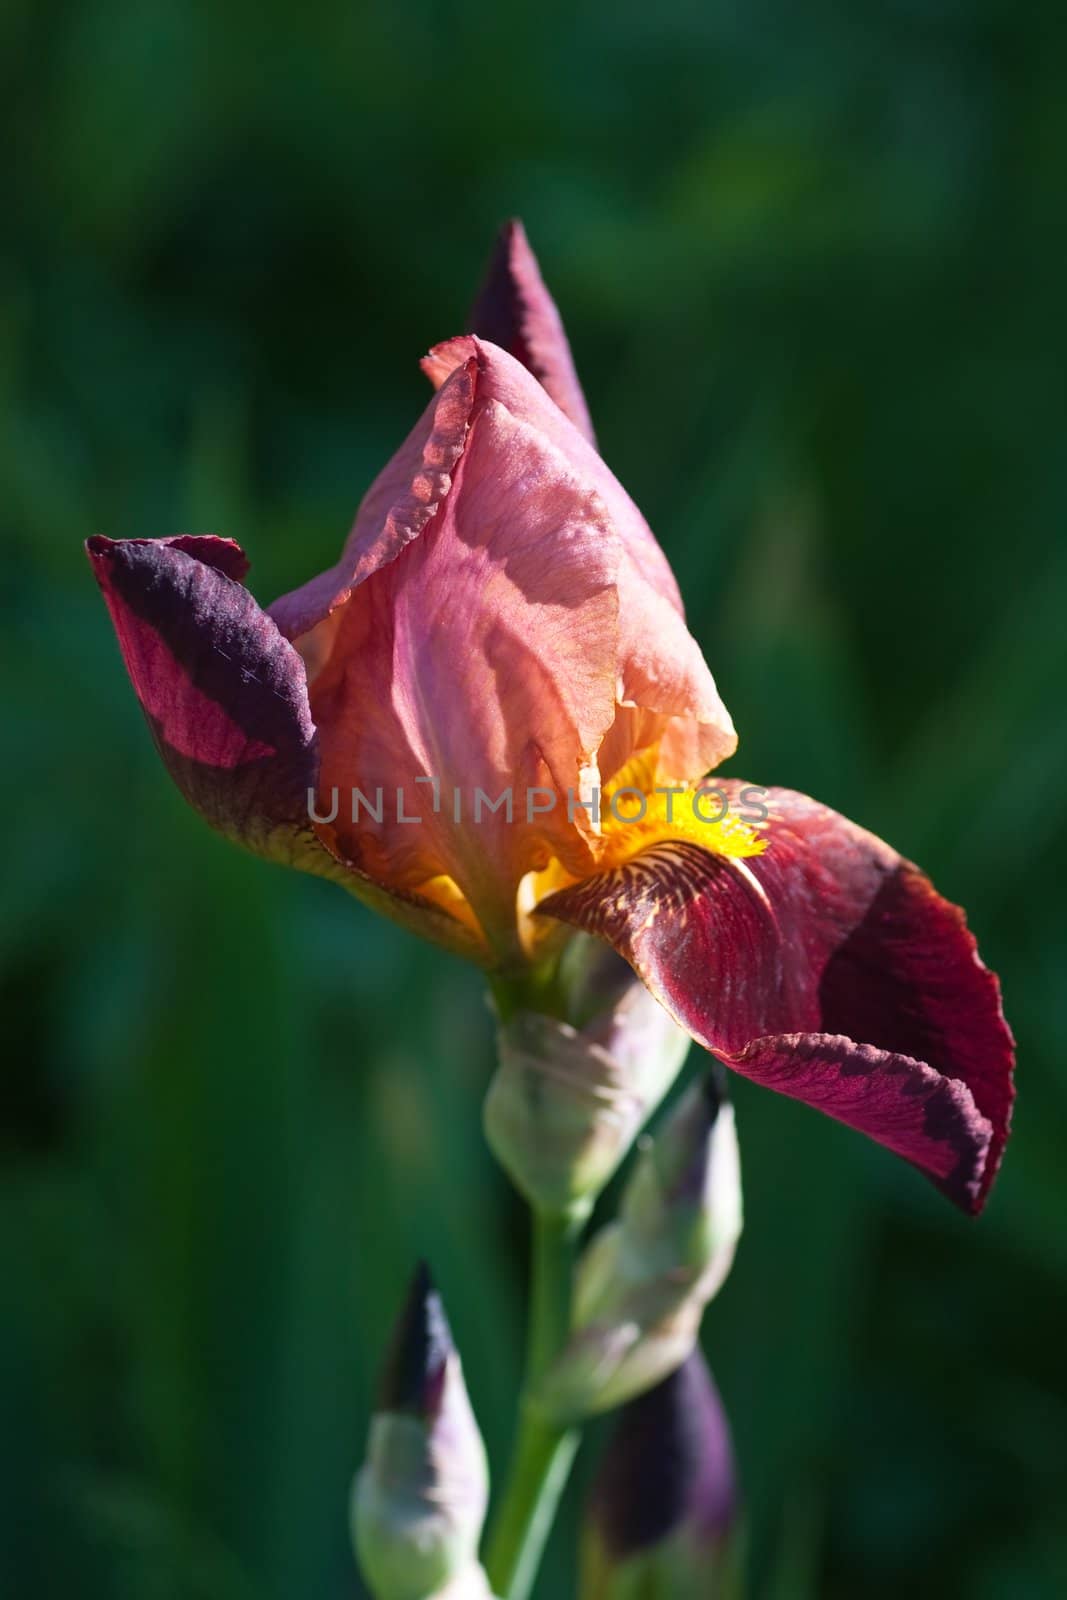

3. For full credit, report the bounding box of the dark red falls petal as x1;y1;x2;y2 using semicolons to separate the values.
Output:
539;785;1014;1213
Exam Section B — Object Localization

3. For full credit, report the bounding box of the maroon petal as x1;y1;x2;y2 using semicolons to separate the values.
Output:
539;785;1014;1213
730;1034;991;1211
467;218;597;446
87;535;331;870
88;535;493;961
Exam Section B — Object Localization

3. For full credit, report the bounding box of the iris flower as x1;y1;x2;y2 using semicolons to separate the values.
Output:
88;221;1013;1215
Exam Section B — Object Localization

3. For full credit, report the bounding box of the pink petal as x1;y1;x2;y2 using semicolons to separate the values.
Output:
266;336;737;955
307;385;621;948
423;338;737;785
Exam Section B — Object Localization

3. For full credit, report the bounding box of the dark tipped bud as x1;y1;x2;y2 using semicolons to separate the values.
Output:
536;1072;743;1421
378;1261;452;1419
353;1266;490;1600
702;1059;728;1122
581;1350;741;1598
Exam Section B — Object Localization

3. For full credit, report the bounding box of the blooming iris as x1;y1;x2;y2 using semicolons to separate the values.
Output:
88;220;1013;1215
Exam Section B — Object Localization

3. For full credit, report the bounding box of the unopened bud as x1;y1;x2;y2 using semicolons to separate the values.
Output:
485;945;691;1217
581;1349;740;1598
353;1264;490;1600
426;1569;499;1600
536;1069;742;1421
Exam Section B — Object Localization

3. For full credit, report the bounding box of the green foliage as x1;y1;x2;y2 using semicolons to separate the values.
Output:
2;1;1064;1595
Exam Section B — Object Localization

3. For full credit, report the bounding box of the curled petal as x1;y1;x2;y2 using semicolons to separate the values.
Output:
87;535;329;871
730;1033;991;1210
87;535;487;962
467;218;597;446
539;785;1014;1212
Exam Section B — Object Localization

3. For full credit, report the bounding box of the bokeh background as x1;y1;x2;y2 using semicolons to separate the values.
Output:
3;1;1065;1596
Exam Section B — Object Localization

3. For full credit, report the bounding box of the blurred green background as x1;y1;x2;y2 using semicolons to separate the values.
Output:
3;1;1065;1596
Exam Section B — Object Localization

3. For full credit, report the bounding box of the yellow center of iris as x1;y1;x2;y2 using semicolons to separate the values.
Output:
596;755;767;870
400;754;767;964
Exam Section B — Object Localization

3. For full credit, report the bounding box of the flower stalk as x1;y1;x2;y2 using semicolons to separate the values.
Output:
485;1210;583;1600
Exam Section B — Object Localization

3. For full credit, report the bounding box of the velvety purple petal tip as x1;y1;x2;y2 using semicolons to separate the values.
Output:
467;218;596;444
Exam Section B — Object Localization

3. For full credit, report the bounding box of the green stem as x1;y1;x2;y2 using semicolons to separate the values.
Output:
486;1210;583;1600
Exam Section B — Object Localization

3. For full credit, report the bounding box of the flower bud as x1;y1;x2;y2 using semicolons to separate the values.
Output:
485;943;692;1217
426;1569;499;1600
581;1350;740;1598
353;1263;490;1600
535;1068;742;1421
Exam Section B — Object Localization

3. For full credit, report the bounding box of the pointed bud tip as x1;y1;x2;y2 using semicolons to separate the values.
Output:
467;222;533;349
378;1260;454;1419
467;217;597;445
703;1060;730;1123
485;217;532;275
